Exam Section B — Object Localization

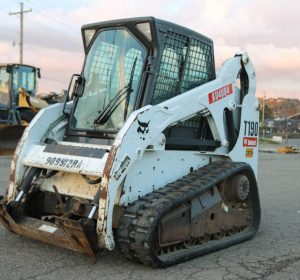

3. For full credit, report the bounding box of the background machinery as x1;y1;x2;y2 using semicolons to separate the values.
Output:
0;63;48;153
0;17;261;267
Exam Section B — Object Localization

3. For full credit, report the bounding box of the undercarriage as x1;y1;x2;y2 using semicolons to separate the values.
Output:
117;161;260;267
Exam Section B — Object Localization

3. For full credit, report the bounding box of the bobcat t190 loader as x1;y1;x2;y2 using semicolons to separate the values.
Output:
0;17;261;267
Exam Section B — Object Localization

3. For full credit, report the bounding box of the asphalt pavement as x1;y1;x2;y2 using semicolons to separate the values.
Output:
0;152;299;280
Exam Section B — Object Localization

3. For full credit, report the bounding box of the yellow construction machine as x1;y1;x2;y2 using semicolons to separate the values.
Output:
0;63;48;153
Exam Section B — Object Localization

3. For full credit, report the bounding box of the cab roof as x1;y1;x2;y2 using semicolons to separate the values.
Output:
0;63;39;70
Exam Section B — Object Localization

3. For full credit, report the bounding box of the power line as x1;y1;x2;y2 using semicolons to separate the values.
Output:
9;1;32;64
27;0;99;29
11;0;79;34
10;0;98;40
26;0;81;33
0;4;80;51
31;0;97;25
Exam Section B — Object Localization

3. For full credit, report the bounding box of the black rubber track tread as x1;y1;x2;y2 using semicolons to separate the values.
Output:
117;161;261;267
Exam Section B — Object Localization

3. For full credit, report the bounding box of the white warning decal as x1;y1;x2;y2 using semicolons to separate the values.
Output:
39;224;57;233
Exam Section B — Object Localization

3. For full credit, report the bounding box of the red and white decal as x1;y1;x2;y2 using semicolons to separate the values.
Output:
243;137;257;147
208;84;233;104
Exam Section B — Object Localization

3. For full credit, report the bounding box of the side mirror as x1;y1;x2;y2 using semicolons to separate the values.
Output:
71;76;83;99
68;74;83;101
6;65;12;73
37;69;41;78
63;74;82;114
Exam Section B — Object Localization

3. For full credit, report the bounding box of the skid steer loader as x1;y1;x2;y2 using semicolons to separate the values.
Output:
0;17;261;267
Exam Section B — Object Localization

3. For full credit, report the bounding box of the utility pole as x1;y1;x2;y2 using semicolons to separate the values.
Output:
9;2;32;64
262;91;266;139
262;91;266;124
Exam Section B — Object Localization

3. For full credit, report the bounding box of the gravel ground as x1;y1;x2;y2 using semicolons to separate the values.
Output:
0;152;299;280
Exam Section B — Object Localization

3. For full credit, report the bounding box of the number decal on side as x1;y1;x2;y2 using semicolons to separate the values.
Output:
45;157;83;169
244;121;259;136
243;121;258;147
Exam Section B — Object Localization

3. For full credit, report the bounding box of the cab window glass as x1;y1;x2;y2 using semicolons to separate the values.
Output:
0;67;10;104
71;29;147;131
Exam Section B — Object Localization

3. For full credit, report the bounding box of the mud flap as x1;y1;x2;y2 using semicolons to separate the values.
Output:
0;203;96;257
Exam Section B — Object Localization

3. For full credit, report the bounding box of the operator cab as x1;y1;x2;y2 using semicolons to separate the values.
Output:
66;17;216;149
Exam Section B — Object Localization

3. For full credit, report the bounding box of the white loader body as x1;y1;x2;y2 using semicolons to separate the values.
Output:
7;53;259;250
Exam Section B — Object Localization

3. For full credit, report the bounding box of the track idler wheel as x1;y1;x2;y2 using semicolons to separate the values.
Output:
223;174;250;202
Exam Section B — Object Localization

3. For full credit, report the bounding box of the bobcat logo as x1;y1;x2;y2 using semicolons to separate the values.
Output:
137;120;150;140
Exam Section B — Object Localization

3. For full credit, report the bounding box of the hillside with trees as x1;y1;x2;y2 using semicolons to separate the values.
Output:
258;97;300;119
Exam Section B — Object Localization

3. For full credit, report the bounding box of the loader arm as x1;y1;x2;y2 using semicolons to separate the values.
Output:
6;102;68;202
98;53;258;249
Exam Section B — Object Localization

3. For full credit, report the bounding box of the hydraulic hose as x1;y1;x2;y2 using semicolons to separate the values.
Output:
15;167;41;202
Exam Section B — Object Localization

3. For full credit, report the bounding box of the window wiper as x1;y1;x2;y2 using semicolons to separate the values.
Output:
93;85;132;125
94;57;137;125
123;56;138;121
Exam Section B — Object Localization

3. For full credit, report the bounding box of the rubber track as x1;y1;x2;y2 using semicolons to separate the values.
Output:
117;161;261;267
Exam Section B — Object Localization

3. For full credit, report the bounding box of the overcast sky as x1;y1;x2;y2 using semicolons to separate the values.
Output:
0;0;299;99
